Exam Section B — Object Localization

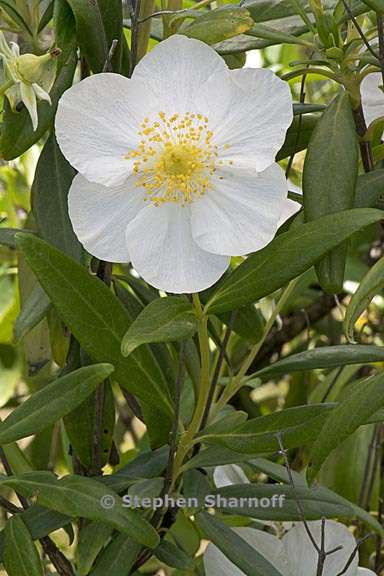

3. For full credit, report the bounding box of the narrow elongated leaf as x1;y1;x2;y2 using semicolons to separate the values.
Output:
0;364;114;444
196;512;284;576
199;404;335;453
308;371;384;483
66;0;124;72
253;345;384;380
1;472;159;548
16;233;173;446
303;93;359;292
276;114;318;160
32;133;82;260
91;533;141;576
3;516;44;576
344;257;384;342
76;522;113;576
155;540;194;570
200;404;334;454
14;283;51;342
103;446;169;492
0;228;28;248
206;209;383;314
121;296;197;356
355;169;384;209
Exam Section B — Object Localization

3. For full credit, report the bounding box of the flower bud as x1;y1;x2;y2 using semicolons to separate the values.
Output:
14;48;61;84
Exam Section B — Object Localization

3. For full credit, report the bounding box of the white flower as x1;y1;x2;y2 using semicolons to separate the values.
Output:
360;72;384;126
204;520;376;576
0;32;58;131
55;35;293;293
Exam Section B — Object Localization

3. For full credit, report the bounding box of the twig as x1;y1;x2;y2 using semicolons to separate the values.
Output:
129;0;142;76
0;496;22;514
377;15;384;86
341;0;379;60
102;39;119;73
276;433;321;553
336;533;373;576
199;311;237;432
320;365;344;402
316;518;327;576
163;342;186;495
352;103;375;172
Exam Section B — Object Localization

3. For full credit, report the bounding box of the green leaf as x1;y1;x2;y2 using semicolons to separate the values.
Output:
121;296;198;356
66;0;125;73
16;233;173;446
198;404;335;454
32;133;82;260
0;1;33;35
91;533;141;576
308;371;384;483
155;540;194;570
3;515;44;576
253;344;384;380
0;228;28;248
1;472;159;549
76;521;113;576
303;93;359;293
0;364;114;445
14;283;51;342
196;512;284;576
355;169;384;209
344;256;384;342
182;7;254;44
249;22;309;45
276;114;318;160
205;208;383;314
104;446;169;492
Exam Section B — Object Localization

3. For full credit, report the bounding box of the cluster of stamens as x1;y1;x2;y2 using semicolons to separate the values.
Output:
126;111;230;206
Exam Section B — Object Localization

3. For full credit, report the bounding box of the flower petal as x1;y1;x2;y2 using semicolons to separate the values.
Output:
132;35;228;111
203;528;289;576
283;521;358;576
20;82;38;131
68;173;146;262
125;203;229;293
55;73;159;187
191;163;288;256
361;72;384;126
357;568;377;575
212;67;293;171
214;465;249;488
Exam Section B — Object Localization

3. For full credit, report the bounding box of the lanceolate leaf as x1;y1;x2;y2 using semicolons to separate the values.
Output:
344;256;384;342
198;404;335;454
32;133;82;261
196;512;284;576
205;208;383;314
303;93;359;293
0;364;114;445
121;296;198;356
3;516;44;576
308;371;384;483
0;472;159;549
16;233;173;446
65;0;125;73
253;345;384;380
14;283;51;342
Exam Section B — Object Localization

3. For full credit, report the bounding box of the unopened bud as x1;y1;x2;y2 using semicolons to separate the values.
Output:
14;48;61;84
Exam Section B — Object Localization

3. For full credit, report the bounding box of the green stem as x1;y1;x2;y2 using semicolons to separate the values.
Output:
171;293;210;484
212;279;299;417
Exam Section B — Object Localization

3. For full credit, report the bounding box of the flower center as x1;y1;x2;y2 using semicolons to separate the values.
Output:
126;111;228;206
